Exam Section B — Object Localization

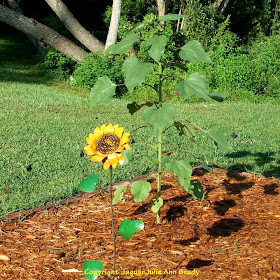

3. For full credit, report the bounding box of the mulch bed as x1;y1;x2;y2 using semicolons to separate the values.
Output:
0;168;280;280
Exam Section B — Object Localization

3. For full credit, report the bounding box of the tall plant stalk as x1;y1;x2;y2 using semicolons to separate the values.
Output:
109;166;116;278
156;63;163;223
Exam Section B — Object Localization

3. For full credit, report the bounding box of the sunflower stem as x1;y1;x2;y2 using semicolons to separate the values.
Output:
156;63;163;224
109;166;116;278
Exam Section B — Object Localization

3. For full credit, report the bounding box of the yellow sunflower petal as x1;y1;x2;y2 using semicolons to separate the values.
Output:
113;124;119;130
103;159;111;170
103;123;114;134
115;145;125;153
114;125;124;138
93;129;103;139
84;145;95;155
108;153;119;168
89;154;106;162
86;133;95;145
120;136;130;146
123;143;130;150
100;124;106;131
117;153;124;165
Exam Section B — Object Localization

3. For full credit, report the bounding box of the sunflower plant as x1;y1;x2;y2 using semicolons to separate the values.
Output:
87;14;232;224
79;13;233;279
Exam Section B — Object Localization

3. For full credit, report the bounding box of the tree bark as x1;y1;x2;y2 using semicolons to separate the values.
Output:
6;0;46;53
0;4;87;61
213;0;230;13
105;0;122;49
156;0;170;18
44;0;104;53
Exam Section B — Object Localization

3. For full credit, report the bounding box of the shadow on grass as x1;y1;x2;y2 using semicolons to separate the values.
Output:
226;151;280;178
0;33;52;85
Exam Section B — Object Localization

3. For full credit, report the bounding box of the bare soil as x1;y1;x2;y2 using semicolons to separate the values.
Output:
1;168;280;280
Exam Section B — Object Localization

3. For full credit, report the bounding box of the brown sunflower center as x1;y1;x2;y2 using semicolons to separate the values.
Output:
96;134;120;155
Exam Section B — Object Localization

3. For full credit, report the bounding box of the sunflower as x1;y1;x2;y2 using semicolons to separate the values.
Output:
84;124;130;170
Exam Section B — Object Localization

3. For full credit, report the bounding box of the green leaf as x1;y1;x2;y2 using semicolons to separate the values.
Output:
125;22;145;36
189;180;205;201
166;160;192;191
151;197;163;213
209;90;229;102
142;103;174;137
159;14;184;21
131;181;151;202
90;76;116;106
168;62;188;72
179;40;212;63
174;121;197;140
176;72;210;100
105;34;138;55
112;185;128;205
82;260;103;280
146;35;168;63
122;58;154;92
127;101;153;115
200;161;213;173
78;175;99;192
119;219;144;240
207;125;233;153
121;148;132;165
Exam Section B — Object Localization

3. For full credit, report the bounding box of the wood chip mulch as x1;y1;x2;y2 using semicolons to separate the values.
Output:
0;168;280;280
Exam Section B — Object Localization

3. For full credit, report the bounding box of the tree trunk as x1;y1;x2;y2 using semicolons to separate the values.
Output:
7;0;46;53
213;0;230;13
44;0;104;53
0;4;87;61
156;0;170;18
105;0;122;49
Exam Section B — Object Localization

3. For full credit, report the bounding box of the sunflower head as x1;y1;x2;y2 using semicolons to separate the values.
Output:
84;124;130;170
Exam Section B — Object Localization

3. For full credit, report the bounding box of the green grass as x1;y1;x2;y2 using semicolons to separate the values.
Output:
0;33;279;218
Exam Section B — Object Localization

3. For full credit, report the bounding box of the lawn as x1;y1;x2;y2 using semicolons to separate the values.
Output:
0;34;279;218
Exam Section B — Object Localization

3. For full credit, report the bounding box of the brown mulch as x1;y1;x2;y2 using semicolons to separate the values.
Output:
0;168;280;280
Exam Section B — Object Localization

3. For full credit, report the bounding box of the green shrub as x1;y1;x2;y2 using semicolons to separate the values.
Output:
73;52;125;95
41;49;76;80
181;0;225;49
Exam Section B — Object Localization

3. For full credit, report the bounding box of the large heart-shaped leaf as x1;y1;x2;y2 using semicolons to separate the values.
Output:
122;58;154;92
142;103;174;137
131;181;151;202
105;33;138;55
146;35;168;63
174;121;197;140
90;76;116;106
207;125;233;153
78;175;99;192
82;260;103;280
125;22;145;36
112;185;128;205
159;14;184;21
121;148;132;165
176;72;210;100
189;180;205;201
119;219;144;240
209;90;229;102
179;40;212;63
166;160;192;190
127;101;153;115
151;197;163;213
